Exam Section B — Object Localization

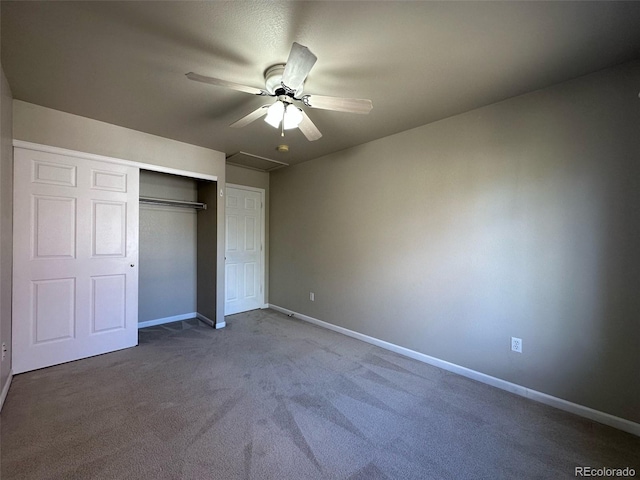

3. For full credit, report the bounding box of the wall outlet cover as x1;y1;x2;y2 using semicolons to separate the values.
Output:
511;337;522;353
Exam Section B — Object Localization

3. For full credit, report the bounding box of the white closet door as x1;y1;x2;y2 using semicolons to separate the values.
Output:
12;148;139;374
225;186;264;315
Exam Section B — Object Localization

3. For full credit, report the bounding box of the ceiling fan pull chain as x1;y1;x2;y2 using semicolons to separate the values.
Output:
281;107;286;137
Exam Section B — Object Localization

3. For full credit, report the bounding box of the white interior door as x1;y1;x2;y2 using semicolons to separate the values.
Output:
225;186;264;315
12;148;139;374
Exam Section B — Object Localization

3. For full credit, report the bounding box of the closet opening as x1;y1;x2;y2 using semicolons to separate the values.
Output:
138;170;218;330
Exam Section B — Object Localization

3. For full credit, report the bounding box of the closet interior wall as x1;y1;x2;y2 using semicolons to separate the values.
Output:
139;170;216;326
195;180;218;325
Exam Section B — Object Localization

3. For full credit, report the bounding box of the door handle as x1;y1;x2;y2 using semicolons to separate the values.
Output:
130;264;135;267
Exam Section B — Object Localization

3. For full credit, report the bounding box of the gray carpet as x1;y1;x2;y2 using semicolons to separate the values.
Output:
1;308;638;479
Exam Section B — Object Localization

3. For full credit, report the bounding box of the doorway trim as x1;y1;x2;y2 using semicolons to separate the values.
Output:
225;183;267;314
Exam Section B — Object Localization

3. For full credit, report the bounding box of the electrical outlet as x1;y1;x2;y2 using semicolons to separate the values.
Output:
309;292;315;301
511;337;522;353
1;342;6;360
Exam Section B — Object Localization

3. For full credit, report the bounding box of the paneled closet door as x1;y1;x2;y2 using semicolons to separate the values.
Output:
12;147;139;374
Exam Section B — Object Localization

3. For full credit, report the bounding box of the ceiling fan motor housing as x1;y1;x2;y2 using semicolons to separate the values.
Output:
264;64;303;96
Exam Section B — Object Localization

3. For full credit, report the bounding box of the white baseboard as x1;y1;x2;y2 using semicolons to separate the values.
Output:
138;312;197;329
0;370;13;412
196;313;225;329
269;304;640;437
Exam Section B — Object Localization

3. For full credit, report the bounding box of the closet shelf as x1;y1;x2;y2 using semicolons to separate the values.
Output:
139;196;207;210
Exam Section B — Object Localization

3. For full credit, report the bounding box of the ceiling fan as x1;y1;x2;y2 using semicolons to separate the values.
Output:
186;42;373;141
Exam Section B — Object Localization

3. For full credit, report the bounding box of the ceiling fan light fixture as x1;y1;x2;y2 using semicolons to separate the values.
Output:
264;100;285;128
283;105;303;130
265;101;303;131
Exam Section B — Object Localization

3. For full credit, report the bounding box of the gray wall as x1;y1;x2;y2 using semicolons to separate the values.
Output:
139;171;197;323
13;101;228;327
226;164;269;191
226;164;270;304
13;101;226;177
0;65;13;397
270;61;640;423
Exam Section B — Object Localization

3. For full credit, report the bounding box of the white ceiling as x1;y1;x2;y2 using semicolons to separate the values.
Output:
2;1;640;167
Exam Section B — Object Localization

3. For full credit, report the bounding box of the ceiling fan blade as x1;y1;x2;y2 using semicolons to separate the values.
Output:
302;94;373;114
229;105;270;128
186;72;266;96
281;42;317;94
298;110;322;141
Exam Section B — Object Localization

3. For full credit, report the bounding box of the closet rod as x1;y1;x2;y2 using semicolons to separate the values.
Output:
139;196;207;210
